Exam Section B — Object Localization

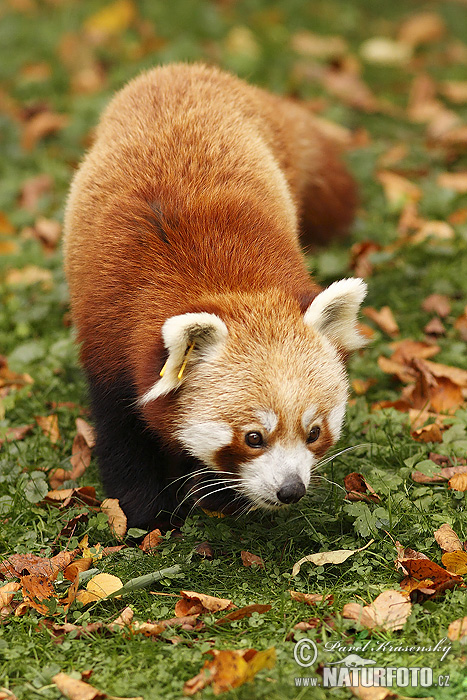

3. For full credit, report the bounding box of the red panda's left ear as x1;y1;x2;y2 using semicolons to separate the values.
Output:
139;312;228;404
303;278;367;352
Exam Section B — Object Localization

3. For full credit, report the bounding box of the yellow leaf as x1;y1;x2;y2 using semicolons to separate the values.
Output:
84;0;136;37
76;573;122;605
292;540;374;576
442;551;467;575
100;498;127;539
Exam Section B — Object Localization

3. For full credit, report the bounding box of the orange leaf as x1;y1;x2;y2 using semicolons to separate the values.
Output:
449;473;467;492
363;306;399;336
139;529;162;552
241;550;265;568
411;423;443;443
442;551;467;575
35;414;60;444
175;590;234;617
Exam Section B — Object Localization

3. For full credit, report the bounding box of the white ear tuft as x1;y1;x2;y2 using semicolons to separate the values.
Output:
139;312;228;404
303;278;367;352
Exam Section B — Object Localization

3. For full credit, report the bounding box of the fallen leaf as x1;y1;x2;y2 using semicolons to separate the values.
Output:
5;265;53;289
344;472;381;502
449;473;467;492
376;171;422;208
139;529;162;552
289;591;332;605
44;486;100;508
0;424;34;448
292;540;374;576
0;551;75;579
76;417;96;448
100;498;127;539
360;37;412;66
398;12;446;47
0;582;21;607
434;524;463;553
291;31;347;59
216;603;272;625
352;378;376;395
76;572;123;605
447;617;467;642
442;551;467;575
21;573;56;614
183;647;276;696
391;339;440;364
31;217;61;251
422;294;451;318
21;111;69;151
241;551;264;568
19;173;53;212
363;306;399;336
342;590;411;632
0;212;15;235
175;590;234;617
411;423;443;443
52;672;142;700
437;171;467;193
35;414;60;444
440;80;467;104
424;317;445;336
411;220;455;243
411;463;467;483
64;558;93;582
84;0;137;39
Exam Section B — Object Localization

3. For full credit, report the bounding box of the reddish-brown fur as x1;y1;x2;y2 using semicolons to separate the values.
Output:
65;63;356;387
64;63;359;525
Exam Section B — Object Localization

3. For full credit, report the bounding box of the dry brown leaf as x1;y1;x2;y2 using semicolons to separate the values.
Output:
52;672;143;700
21;573;56;614
44;486;100;508
100;498;127;539
422;294;452;318
391;339;440;363
64;558;93;582
292;540;374;576
454;306;467;341
183;647;276;696
0;582;21;608
447;616;467;642
0;423;34;448
363;306;399;336
449;473;467;492
412;463;467;483
437;171;467;193
399;556;463;597
360;37;412;66
424;317;445;336
289;591;332;605
441;80;467;104
241;550;265;568
216;603;272;625
5;265;53;289
21;111;69;151
19;173;53;212
344;472;381;503
0;212;15;235
434;524;463;553
398;12;446;47
342;590;411;632
174;590;234;617
32;217;61;250
0;550;75;579
139;529;162;552
411;423;443;443
420;358;467;387
350;240;381;278
411;220;455;244
376;170;422;208
35;414;60;444
442;551;467;575
291;31;347;59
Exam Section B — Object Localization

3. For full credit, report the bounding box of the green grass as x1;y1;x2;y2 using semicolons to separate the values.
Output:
1;1;467;698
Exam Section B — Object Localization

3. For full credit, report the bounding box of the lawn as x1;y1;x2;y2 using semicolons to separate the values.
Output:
1;1;467;699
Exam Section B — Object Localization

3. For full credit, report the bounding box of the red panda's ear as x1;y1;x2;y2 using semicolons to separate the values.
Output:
303;278;367;352
139;312;228;404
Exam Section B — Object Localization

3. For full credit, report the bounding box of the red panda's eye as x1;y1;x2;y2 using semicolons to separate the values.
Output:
245;431;264;448
307;426;321;444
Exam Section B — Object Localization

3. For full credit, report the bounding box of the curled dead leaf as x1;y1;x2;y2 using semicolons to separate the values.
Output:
434;524;463;553
241;550;264;568
342;590;411;632
175;590;234;617
292;540;374;576
100;498;127;539
363;306;399;336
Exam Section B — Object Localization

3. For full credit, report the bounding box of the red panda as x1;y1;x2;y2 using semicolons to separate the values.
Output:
64;63;367;528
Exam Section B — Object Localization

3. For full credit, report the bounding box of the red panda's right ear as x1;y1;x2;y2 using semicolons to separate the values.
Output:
303;278;367;352
139;312;228;404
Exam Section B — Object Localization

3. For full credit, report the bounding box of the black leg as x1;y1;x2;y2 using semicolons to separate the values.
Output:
86;373;189;529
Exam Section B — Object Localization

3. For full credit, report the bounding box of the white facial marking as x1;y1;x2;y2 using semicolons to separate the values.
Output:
176;421;233;467
301;404;318;433
328;402;346;441
255;409;278;434
238;442;313;507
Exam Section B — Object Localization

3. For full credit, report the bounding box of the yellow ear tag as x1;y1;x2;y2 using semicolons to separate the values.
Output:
177;341;195;380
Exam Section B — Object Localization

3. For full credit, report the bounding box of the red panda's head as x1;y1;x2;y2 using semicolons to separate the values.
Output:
139;278;367;512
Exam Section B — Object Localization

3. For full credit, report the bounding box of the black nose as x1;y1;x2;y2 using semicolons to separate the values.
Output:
276;479;306;504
